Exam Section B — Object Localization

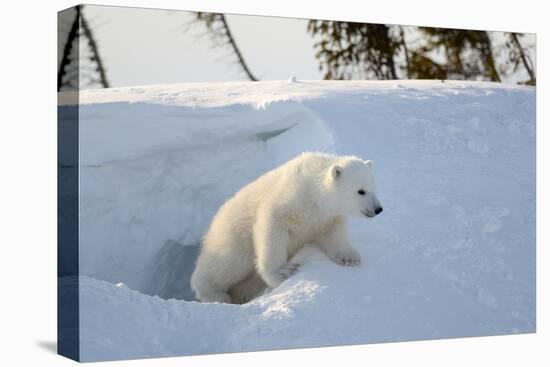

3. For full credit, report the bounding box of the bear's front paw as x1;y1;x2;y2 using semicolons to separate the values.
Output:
261;263;300;288
331;248;361;266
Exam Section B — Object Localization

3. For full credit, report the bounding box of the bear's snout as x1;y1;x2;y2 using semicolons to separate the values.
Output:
374;206;383;215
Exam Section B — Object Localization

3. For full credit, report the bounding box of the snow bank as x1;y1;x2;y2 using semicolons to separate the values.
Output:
58;80;535;361
75;98;334;294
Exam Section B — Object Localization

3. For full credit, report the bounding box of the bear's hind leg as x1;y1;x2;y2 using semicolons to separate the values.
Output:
190;264;229;303
191;246;254;304
196;288;232;303
191;270;231;303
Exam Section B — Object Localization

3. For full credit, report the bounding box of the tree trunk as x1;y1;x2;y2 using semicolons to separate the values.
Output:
510;33;536;84
219;15;258;81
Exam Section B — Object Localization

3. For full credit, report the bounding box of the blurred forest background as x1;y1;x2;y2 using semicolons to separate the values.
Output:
58;5;536;91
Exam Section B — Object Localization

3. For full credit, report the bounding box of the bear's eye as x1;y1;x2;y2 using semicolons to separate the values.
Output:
358;189;366;195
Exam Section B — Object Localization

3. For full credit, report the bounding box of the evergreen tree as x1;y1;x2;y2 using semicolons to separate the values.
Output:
504;32;536;85
307;20;401;80
58;5;110;91
414;28;501;82
307;21;534;85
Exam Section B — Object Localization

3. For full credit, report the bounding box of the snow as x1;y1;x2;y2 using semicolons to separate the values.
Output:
58;80;535;362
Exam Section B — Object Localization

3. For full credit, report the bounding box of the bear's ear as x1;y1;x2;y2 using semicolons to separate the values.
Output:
364;160;374;169
330;164;343;179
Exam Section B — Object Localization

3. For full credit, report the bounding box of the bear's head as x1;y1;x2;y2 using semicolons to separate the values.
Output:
326;158;383;218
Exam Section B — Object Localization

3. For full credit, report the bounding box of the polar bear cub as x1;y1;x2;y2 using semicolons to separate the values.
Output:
190;152;383;304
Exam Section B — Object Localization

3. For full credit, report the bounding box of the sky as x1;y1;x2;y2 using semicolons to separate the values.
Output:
68;5;536;89
81;5;321;87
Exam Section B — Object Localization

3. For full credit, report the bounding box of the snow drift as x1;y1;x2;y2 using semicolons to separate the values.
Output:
58;80;535;361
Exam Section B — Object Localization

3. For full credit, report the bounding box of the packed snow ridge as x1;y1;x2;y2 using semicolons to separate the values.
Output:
58;80;535;361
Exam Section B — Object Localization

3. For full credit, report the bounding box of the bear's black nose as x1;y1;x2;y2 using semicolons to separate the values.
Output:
374;207;383;215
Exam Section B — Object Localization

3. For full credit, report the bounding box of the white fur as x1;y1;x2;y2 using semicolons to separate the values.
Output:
190;152;382;304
